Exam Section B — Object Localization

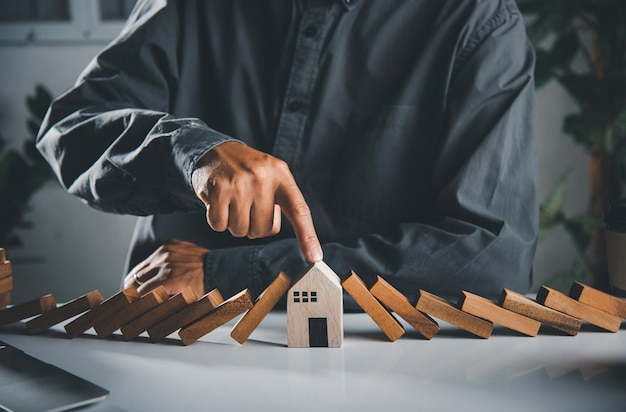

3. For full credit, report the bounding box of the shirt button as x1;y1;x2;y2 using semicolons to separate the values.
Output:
303;25;318;38
288;100;304;112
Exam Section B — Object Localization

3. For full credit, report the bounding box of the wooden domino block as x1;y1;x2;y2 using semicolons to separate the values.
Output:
231;272;291;344
0;294;56;327
458;291;541;337
415;290;493;339
342;271;405;342
25;290;103;335
93;286;169;338
0;292;10;310
369;275;440;339
147;288;224;342
179;289;254;345
64;287;140;338
499;289;581;336
536;286;621;332
0;276;12;294
569;282;626;319
0;261;11;279
121;288;197;341
0;247;6;262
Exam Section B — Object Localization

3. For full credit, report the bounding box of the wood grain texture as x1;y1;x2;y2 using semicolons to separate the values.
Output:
415;290;493;339
25;290;103;335
121;288;197;341
179;289;254;345
287;261;343;348
64;287;140;338
536;286;622;332
0;261;11;279
231;272;291;344
147;288;224;342
0;292;10;310
499;289;581;336
0;294;56;326
93;286;169;338
0;276;12;294
369;275;439;339
569;282;626;319
0;248;5;262
342;271;405;342
459;291;540;337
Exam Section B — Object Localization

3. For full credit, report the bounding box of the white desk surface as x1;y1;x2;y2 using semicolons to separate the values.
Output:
1;311;625;412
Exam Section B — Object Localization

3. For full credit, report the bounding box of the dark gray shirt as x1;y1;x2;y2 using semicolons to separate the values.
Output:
38;0;538;303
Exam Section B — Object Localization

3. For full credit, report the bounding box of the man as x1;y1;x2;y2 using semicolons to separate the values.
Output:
37;0;538;305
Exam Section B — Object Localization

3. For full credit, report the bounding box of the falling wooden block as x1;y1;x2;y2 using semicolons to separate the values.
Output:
499;289;581;336
369;275;439;339
458;291;541;337
147;288;224;342
25;290;103;335
287;261;344;348
121;288;197;341
179;289;254;345
0;261;11;279
342;271;405;342
536;286;621;332
64;287;140;338
93;286;169;338
231;272;291;344
415;290;493;339
0;294;57;327
0;276;12;294
0;292;10;310
569;282;626;319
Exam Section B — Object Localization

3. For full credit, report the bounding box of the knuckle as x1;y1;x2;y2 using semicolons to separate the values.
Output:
293;203;311;218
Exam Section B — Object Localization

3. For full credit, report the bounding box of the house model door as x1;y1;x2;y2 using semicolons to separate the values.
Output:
308;318;328;347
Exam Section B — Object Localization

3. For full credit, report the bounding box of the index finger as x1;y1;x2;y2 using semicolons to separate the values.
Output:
275;178;323;263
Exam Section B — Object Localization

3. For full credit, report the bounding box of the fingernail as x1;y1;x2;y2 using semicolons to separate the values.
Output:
309;246;323;262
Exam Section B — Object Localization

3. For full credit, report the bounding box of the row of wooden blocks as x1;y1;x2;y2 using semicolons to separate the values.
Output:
0;248;13;310
0;256;624;346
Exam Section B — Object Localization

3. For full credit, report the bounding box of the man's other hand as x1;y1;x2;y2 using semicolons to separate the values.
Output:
191;141;323;263
123;239;207;297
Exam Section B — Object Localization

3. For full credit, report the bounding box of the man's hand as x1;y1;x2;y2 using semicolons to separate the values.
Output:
123;239;207;297
191;141;323;263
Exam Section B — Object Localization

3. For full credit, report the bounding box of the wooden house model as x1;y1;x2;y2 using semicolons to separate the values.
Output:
287;261;343;347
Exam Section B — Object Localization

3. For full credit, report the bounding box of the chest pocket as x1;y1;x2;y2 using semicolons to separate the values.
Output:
328;105;431;225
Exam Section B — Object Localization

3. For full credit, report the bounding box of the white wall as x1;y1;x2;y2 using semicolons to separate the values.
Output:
0;42;588;303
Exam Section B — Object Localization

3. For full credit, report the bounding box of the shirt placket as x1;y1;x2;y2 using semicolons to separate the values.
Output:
272;0;339;172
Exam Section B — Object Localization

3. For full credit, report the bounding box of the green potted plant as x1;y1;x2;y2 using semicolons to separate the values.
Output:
521;0;626;291
0;84;55;249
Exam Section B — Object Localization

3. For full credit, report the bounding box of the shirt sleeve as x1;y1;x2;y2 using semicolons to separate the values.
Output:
205;3;539;304
36;0;238;216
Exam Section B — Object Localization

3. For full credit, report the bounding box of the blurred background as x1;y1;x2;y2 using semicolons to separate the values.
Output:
0;0;603;302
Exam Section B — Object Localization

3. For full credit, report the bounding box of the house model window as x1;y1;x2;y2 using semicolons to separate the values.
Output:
287;261;343;348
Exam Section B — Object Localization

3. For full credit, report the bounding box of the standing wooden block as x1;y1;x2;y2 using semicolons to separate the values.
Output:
0;276;12;294
536;286;622;332
179;289;254;345
147;288;224;342
287;261;344;348
0;292;10;310
64;287;140;338
0;261;11;279
369;275;439;339
569;282;626;319
121;288;197;341
499;289;581;336
0;247;6;262
342;271;405;342
415;290;493;339
0;294;57;327
231;272;291;344
25;290;103;335
93;286;169;338
458;291;541;337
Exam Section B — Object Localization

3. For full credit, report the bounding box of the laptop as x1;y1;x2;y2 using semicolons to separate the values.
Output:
0;341;109;412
